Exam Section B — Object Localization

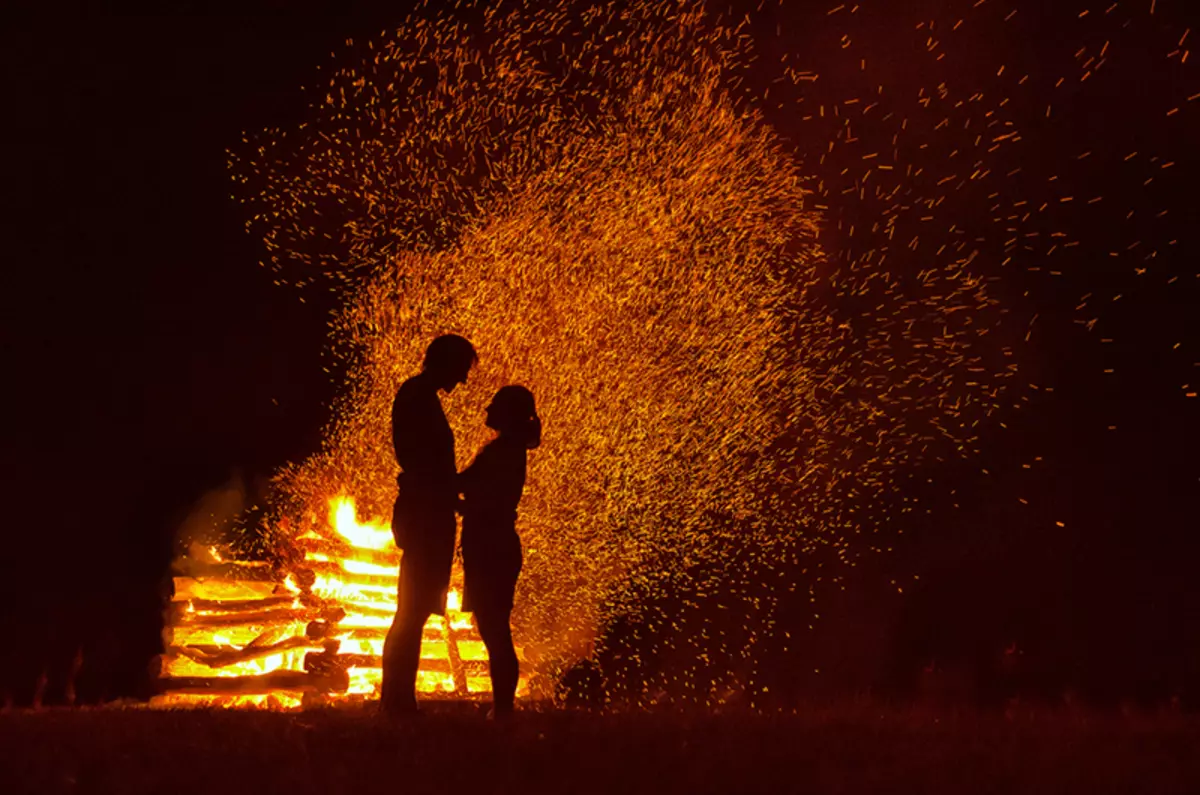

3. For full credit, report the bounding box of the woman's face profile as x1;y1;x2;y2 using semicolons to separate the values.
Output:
484;397;501;431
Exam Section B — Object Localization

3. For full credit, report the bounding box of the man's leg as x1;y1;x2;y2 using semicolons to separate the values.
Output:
381;566;430;714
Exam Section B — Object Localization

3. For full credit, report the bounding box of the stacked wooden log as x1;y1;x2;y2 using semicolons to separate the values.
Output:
154;545;498;706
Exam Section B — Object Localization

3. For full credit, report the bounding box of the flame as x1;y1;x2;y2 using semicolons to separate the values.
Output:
154;495;528;709
330;496;393;550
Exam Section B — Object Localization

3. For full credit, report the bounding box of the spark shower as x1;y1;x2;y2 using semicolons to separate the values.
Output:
157;0;1193;706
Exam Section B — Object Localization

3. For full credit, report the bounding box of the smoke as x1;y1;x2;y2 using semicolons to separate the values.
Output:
174;470;248;562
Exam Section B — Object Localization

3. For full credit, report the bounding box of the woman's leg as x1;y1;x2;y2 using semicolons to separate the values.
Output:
474;603;518;714
382;603;428;713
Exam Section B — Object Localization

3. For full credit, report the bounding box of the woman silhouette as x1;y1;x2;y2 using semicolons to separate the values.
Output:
459;385;540;717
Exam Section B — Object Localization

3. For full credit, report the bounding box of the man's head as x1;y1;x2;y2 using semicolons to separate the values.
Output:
422;334;477;393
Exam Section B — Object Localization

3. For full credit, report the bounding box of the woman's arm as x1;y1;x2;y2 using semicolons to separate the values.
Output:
458;442;495;508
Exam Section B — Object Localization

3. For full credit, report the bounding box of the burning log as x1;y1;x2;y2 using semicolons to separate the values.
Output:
171;592;335;617
169;599;346;627
336;603;395;619
330;654;491;675
173;558;280;581
334;627;395;640
170;636;319;668
156;669;350;695
173;606;318;627
331;658;489;677
296;537;399;568
303;560;398;589
174;577;280;601
185;595;296;612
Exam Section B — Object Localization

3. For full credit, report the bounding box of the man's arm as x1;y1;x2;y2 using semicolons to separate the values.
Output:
392;383;434;476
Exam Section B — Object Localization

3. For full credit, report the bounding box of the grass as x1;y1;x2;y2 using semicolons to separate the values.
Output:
2;703;1199;795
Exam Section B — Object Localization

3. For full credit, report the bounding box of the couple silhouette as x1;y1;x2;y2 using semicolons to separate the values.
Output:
380;334;540;718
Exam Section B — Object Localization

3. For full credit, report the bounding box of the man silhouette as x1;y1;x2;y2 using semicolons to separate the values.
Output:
381;334;477;714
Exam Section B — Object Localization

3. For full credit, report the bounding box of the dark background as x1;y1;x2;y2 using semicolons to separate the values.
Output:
2;1;1196;707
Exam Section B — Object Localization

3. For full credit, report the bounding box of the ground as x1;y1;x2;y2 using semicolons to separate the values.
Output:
2;704;1198;794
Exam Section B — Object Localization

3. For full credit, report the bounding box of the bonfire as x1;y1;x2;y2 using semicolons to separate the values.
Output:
155;497;528;708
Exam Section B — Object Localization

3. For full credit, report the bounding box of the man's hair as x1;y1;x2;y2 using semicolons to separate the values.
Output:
423;334;477;371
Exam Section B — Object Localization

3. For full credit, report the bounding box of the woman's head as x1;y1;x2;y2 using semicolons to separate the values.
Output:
486;385;541;449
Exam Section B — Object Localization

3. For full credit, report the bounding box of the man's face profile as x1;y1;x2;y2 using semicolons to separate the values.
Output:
440;357;473;393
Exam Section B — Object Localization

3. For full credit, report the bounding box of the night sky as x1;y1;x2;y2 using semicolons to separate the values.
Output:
3;2;1197;706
